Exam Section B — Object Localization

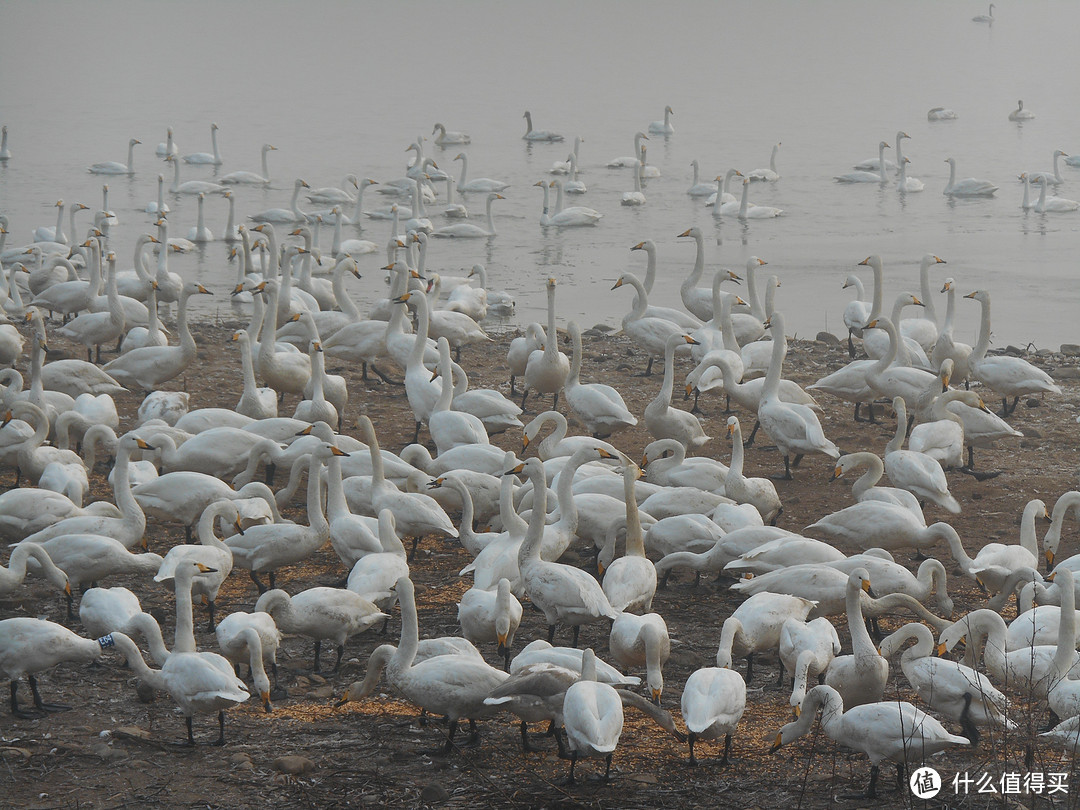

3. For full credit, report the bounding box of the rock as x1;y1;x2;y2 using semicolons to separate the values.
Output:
1024;398;1042;408
815;331;841;346
230;753;254;771
420;783;450;804
1061;343;1080;357
1055;366;1080;379
134;680;157;703
1024;427;1043;439
308;686;334;700
1004;345;1025;357
273;755;315;776
308;673;327;685
591;323;615;333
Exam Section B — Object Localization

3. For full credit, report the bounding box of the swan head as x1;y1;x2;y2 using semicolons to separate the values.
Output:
963;289;988;304
857;254;882;269
130;139;141;146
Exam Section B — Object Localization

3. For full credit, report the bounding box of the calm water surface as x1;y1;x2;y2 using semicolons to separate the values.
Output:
2;1;1078;349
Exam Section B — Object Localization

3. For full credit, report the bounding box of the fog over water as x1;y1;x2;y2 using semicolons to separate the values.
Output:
2;1;1078;348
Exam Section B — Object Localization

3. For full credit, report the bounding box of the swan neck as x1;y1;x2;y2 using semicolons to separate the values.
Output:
886;400;907;454
728;422;745;477
568;325;583;384
851;454;883;499
971;296;991;362
761;319;786;401
519;463;548;565
846;580;876;655
409;293;430;367
172;570;199;653
658;337;677;407
395;582;420;669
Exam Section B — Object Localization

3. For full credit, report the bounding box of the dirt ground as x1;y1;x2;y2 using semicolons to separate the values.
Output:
2;316;1080;810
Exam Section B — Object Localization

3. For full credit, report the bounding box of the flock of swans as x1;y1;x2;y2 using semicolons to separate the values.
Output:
0;99;1078;798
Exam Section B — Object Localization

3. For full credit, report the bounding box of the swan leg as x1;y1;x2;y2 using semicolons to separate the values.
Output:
745;655;755;684
312;640;323;673
464;718;481;747
429;719;457;756
370;364;402;386
567;751;578;784
412;421;421;445
407;536;420;562
185;716;196;746
603;752;613;781
744;420;761;447
333;644;345;673
840;763;880;800
268;571;277;590
265;462;276;485
509;375;517;396
687;732;698;766
66;590;75;621
519;721;539;755
688;389;704;416
770;456;794;481
571;624;580;648
184;525;193;544
958;693;981;748
633;357;654;377
719;733;734;767
547;624;557;644
552;393;560;411
212;710;227;746
206;599;218;632
249;569;268;594
847;330;856;360
10;680;42;718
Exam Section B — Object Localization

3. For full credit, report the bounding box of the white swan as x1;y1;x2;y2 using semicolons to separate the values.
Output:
155;500;240;630
515;458;617;646
249;178;312;223
681;665;746;766
88;138;139;175
346;575;509;752
715;591;816;683
0;542;70;598
522;110;564;142
1009;98;1034;121
943;157;997;196
737;178;783;218
687;159;717;196
645;334;710;450
883;397;961;513
725;416;781;523
220;143;276;185
965;289;1061;415
520;278;570;410
612;272;696;376
564;321;636;438
0;125;11;160
0;617;102;716
457;578;523;670
562;648;624;782
1033;176;1080;213
831;451;923;518
181;122;222;165
780;616;840;708
601;463;657;612
973;3;994;22
453;152;509;193
747;142;780;182
648;105;674;135
540;179;602;226
896;157;923;192
806;503;961;555
757;312;839;478
432;192;502;237
705;168;742;207
927;106;958;120
1027;149;1067;186
255;585;386;673
165;154;226;195
102;282;213;391
432;121;470;145
835;141;889;183
621;160;646;206
772;684;968;799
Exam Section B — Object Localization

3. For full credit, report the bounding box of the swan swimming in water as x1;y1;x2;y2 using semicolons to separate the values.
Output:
836;142;889;183
648;105;674;135
747;143;781;182
522;111;564;142
1033;176;1080;213
973;3;994;22
927;107;958;121
88;138;140;175
943;158;997;197
896;157;924;193
182;122;223;165
1009;99;1035;121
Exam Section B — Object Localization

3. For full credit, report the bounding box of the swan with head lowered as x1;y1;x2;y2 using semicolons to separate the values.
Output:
771;684;968;799
1009;99;1034;120
1;617;102;717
